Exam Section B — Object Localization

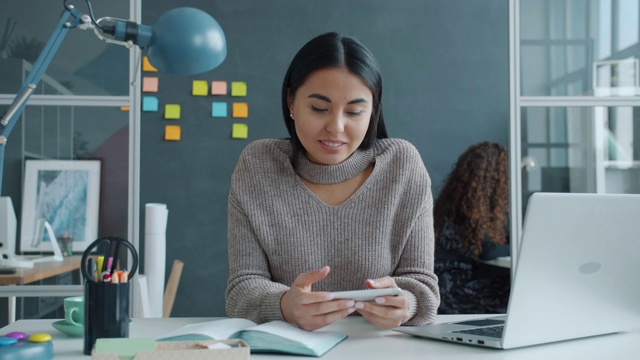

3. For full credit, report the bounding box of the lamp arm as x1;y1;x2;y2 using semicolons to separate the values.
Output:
0;4;88;194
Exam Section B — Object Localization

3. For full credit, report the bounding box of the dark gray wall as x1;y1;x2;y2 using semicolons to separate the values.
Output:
140;0;509;317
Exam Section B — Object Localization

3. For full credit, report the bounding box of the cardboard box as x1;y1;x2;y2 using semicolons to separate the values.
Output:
91;338;250;360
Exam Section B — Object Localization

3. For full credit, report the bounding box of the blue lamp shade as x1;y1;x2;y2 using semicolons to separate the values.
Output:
138;7;227;75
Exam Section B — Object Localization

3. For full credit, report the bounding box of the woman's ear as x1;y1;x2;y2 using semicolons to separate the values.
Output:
286;89;295;119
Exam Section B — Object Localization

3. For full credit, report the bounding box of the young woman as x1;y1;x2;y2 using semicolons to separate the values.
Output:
433;142;511;314
226;32;439;331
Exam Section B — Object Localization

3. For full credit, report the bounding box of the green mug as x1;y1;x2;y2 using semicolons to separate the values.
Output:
64;296;84;326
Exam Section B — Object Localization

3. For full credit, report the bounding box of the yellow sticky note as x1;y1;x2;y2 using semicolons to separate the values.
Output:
192;80;208;96
165;104;181;119
120;106;130;112
231;81;247;96
142;56;157;72
142;77;159;92
211;81;227;95
232;102;248;118
165;125;181;141
232;123;248;139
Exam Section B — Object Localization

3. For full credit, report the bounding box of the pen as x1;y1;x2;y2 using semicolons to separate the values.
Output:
101;271;111;283
121;270;129;283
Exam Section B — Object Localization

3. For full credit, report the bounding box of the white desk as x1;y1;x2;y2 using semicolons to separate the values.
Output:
1;315;639;359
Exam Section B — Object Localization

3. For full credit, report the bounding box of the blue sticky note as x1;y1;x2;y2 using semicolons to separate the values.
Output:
211;102;227;117
142;96;159;112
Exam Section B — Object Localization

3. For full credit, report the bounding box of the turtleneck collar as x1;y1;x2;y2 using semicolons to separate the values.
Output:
295;148;374;184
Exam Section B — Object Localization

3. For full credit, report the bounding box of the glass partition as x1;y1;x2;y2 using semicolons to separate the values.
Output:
520;105;640;212
520;0;640;96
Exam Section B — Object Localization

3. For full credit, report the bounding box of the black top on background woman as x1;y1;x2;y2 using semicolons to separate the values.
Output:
433;142;510;314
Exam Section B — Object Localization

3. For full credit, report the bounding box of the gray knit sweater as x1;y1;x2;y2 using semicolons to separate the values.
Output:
225;138;440;326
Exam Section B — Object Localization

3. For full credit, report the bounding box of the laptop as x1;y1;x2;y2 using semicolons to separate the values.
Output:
394;192;640;349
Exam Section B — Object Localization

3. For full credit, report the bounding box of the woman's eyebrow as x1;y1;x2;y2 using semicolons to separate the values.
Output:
308;93;369;104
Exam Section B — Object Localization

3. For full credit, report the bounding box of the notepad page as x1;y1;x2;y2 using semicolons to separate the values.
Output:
157;318;257;340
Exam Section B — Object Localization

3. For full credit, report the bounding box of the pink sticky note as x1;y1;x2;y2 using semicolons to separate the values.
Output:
211;81;227;95
142;77;159;92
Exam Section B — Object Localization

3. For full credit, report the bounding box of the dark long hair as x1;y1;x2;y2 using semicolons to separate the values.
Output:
281;32;388;161
434;142;509;256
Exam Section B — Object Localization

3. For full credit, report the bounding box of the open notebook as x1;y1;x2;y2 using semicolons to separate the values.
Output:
395;192;640;349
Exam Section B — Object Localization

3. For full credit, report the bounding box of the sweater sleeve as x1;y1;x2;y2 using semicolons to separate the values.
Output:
392;203;441;326
225;150;289;323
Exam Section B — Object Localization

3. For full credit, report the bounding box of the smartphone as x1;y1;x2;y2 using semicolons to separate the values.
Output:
331;287;402;301
0;268;17;275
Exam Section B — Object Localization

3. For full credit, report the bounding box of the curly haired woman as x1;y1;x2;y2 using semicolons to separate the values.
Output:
433;142;510;314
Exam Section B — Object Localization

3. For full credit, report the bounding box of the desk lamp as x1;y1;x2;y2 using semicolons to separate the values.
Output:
0;1;227;267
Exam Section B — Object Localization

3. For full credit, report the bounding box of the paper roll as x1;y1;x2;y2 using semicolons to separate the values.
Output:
144;203;168;318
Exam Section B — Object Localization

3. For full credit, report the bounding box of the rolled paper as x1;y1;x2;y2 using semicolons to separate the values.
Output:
144;203;168;318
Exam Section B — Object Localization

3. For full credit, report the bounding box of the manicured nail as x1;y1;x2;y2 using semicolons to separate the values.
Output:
346;300;355;307
375;297;385;304
367;279;377;286
348;307;356;314
325;293;334;301
355;302;365;309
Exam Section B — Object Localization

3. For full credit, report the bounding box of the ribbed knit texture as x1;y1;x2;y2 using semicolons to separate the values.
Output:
225;138;440;326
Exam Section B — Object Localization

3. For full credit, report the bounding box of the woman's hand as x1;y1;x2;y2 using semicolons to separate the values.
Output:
354;276;411;329
280;266;356;331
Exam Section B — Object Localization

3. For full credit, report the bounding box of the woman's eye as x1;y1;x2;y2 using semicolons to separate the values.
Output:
311;105;327;112
347;111;363;116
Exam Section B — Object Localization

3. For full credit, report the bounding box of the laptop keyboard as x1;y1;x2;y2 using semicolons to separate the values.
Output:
453;325;504;338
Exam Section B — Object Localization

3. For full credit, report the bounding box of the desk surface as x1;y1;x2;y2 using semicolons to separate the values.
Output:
1;315;639;359
0;255;81;285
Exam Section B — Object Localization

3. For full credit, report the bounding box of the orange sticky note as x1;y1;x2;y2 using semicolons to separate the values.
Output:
142;56;158;72
232;123;248;139
232;102;248;118
211;81;227;95
231;81;247;96
142;77;159;92
165;104;181;119
165;125;181;141
192;80;208;96
120;106;130;112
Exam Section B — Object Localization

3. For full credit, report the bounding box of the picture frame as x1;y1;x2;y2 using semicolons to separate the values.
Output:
19;160;101;254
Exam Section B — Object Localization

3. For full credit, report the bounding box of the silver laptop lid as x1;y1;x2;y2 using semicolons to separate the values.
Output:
503;192;640;349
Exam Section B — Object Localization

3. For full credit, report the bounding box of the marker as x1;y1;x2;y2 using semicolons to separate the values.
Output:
121;270;129;283
105;257;114;273
96;256;104;278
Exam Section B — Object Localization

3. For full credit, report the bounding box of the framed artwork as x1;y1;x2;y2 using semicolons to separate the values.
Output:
19;160;101;254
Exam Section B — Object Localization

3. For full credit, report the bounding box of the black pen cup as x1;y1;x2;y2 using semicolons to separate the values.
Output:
83;281;130;355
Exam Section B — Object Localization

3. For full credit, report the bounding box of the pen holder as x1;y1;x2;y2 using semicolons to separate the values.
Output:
83;281;130;355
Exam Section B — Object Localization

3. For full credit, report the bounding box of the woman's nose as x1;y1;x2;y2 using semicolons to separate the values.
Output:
326;113;345;133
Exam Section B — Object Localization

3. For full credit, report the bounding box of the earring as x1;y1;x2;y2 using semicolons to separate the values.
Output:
289;113;294;119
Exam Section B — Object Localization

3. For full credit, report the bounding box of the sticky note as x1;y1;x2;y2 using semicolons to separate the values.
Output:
212;102;227;117
142;56;157;72
232;102;248;118
232;123;248;139
120;106;130;112
142;77;159;92
165;104;181;119
142;96;158;112
231;81;247;96
192;80;208;96
211;81;227;95
165;125;181;141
